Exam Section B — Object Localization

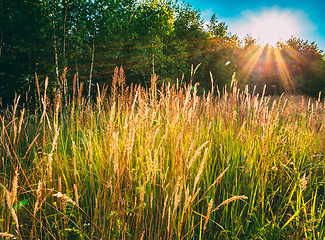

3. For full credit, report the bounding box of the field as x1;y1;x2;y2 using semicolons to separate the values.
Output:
1;69;325;239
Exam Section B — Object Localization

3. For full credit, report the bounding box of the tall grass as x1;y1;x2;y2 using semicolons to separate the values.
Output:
0;67;325;239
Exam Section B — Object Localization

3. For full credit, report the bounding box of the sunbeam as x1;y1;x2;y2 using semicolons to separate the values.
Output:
241;46;265;78
273;48;296;93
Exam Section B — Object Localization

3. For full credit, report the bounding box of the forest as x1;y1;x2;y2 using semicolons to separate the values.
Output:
1;0;325;107
1;1;325;239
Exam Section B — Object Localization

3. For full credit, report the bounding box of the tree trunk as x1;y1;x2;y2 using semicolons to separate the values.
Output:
0;0;3;59
88;33;95;99
0;29;2;59
52;10;60;84
75;59;79;93
62;3;68;108
63;3;68;65
62;4;68;109
152;53;155;76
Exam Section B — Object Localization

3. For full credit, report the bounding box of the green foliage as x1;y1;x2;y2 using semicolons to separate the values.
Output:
1;0;325;108
235;36;325;96
207;14;228;38
278;37;325;95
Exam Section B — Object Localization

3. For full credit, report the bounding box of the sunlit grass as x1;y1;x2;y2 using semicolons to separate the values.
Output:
0;68;324;239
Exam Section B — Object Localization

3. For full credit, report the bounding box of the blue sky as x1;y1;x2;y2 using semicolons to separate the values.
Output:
184;0;325;51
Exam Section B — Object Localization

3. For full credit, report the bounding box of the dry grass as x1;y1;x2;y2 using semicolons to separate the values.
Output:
0;67;324;239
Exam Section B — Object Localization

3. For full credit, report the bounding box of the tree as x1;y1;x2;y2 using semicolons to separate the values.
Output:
278;37;325;95
0;0;49;106
207;14;228;38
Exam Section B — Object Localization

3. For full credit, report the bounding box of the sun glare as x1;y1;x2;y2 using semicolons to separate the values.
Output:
231;8;306;93
251;11;300;46
236;8;302;46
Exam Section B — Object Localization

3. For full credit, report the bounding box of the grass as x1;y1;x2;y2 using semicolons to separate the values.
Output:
0;67;325;239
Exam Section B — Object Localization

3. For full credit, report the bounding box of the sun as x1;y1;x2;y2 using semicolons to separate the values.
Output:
232;8;309;93
250;10;300;46
235;8;302;46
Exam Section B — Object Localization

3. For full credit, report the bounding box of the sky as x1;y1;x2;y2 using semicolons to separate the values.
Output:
184;0;325;51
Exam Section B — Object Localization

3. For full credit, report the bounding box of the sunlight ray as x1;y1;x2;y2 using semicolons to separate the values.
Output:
283;46;306;65
264;45;273;75
242;46;265;78
273;48;296;93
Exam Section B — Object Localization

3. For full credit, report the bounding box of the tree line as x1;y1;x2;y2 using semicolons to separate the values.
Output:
1;0;325;107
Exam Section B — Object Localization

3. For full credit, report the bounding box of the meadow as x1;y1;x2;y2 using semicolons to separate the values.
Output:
1;67;325;239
